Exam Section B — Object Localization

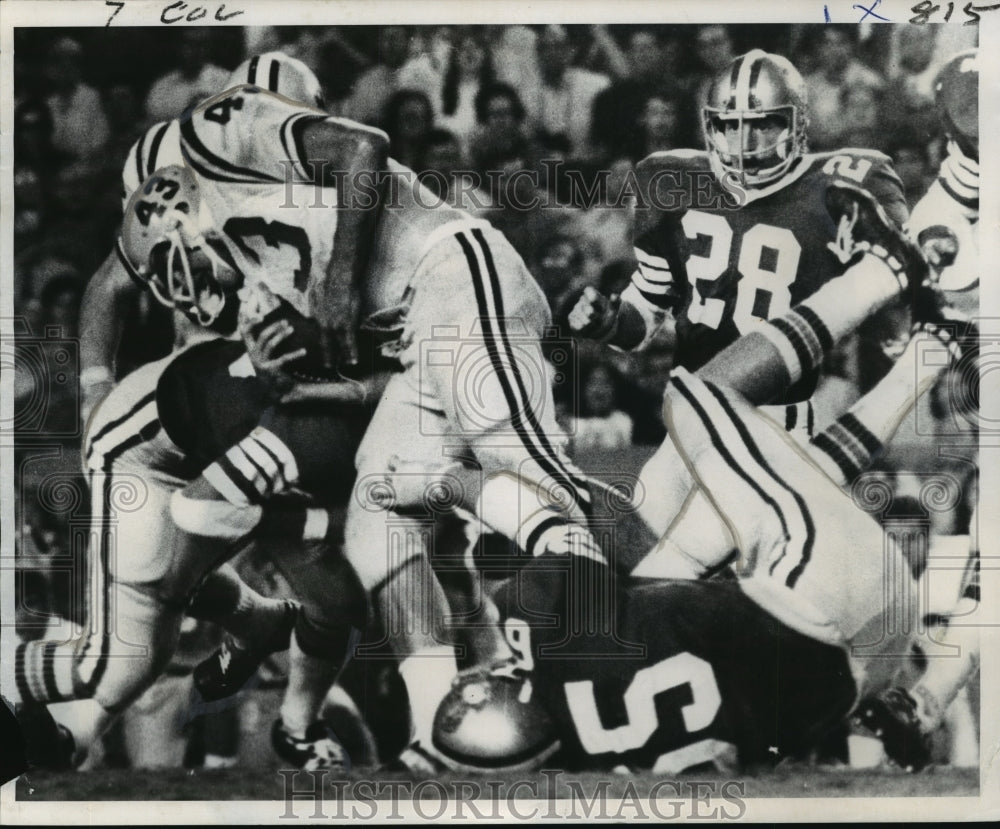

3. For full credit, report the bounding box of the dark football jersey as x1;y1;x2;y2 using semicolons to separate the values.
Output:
631;149;907;402
496;557;855;772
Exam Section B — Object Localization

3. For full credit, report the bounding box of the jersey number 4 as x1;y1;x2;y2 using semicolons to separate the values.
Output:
682;211;802;334
564;652;723;769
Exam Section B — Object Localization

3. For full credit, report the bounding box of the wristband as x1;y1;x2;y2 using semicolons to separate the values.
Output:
80;366;114;389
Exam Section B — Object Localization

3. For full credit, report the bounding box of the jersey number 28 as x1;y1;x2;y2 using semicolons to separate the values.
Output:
682;211;802;334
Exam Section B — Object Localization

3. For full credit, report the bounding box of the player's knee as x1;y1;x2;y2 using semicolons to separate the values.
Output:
170;486;262;540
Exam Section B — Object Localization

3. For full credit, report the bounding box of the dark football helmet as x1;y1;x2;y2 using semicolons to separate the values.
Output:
934;49;978;161
703;49;809;187
432;664;560;773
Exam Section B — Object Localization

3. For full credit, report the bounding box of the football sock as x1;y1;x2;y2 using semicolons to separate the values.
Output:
808;330;947;486
756;254;904;385
477;473;603;561
11;640;76;705
398;646;459;746
187;564;293;651
279;631;343;739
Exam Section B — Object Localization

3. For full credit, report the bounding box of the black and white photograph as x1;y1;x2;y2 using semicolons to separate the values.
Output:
0;0;996;822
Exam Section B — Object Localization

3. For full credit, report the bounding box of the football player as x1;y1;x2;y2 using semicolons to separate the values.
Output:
906;49;979;316
78;51;334;421
568;49;950;572
853;49;982;773
119;79;596;766
8;302;368;772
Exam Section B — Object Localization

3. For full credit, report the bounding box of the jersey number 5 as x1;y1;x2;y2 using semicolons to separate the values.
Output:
681;211;801;334
563;651;721;764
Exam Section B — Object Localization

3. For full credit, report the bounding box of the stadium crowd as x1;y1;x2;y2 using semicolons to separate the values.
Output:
12;23;978;769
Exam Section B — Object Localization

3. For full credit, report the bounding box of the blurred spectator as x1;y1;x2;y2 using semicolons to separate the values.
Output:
43;37;110;159
882;25;941;148
568;159;635;282
838;84;883;151
419;129;490;212
591;29;685;160
803;27;883;150
568;361;634;452
537;233;588;321
528;25;610;161
470;82;535;176
342;26;437;125
145;28;230;122
490;26;541;112
691;25;737;113
635;88;685;157
381;89;435;172
438;29;495;158
887;138;934;208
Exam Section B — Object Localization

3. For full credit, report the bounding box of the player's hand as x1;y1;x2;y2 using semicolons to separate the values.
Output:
242;319;306;396
918;228;960;280
568;287;621;341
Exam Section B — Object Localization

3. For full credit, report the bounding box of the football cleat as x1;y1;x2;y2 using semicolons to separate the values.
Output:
271;718;351;773
431;664;560;774
853;687;932;772
15;703;77;771
193;599;298;702
825;181;929;293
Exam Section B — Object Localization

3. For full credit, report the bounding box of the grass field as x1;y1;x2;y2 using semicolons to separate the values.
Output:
15;764;978;801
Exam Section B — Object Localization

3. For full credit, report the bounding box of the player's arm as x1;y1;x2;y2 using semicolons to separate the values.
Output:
569;155;681;351
78;246;143;419
298;118;390;367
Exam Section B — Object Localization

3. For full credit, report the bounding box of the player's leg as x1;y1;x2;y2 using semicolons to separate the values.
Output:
9;473;188;763
345;377;462;759
409;226;599;561
171;407;365;768
807;323;962;487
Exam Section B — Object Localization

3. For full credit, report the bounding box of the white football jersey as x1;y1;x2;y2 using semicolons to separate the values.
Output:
906;148;979;316
179;86;476;322
177;85;340;317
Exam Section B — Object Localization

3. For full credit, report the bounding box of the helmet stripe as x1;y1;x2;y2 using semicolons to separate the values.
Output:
269;58;281;92
747;56;764;108
247;54;259;84
727;55;743;109
734;51;758;110
134;128;147;191
146;121;170;177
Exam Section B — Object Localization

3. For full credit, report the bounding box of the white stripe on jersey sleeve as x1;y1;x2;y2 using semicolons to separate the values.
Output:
619;281;671;353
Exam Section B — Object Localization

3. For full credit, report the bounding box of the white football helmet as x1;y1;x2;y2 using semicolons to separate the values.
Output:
432;665;560;773
120;165;237;326
227;51;325;109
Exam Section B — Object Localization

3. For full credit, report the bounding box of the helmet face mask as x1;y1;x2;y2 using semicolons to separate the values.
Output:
122;166;238;325
704;106;797;185
703;50;808;188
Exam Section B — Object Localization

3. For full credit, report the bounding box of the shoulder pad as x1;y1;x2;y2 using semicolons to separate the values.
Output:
638;149;710;174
